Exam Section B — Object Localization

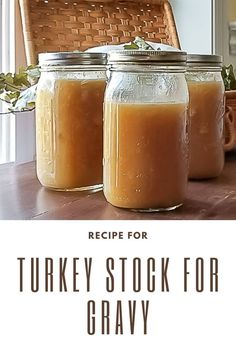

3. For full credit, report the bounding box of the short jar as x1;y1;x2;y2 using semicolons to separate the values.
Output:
103;50;189;211
36;52;107;191
186;54;225;179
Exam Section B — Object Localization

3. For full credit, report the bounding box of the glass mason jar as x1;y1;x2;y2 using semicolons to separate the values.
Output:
36;52;107;191
103;50;189;212
186;54;225;179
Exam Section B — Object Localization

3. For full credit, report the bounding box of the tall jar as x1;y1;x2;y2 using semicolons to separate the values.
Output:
103;50;189;211
186;54;225;179
36;52;107;191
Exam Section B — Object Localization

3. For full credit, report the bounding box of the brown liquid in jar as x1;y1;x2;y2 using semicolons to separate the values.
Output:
103;102;188;210
188;81;224;179
36;79;106;190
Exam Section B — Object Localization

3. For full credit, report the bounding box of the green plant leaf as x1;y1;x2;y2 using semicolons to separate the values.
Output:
26;65;41;83
124;42;139;49
13;72;31;88
0;65;40;112
133;37;155;50
12;84;37;111
124;36;155;50
222;64;236;91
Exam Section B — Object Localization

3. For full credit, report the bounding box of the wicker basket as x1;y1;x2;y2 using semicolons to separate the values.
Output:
19;0;180;65
224;91;236;152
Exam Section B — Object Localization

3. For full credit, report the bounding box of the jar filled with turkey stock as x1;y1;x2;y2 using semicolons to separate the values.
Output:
103;50;189;211
36;52;107;191
186;54;225;179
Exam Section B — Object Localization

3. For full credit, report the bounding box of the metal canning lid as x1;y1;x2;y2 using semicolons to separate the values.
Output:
108;50;187;65
187;54;223;67
38;52;107;66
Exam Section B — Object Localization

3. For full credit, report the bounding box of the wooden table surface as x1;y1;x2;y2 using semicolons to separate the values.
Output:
1;151;236;220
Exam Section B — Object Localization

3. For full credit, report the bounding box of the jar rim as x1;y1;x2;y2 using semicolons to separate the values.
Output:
107;50;187;66
38;51;107;66
187;54;223;67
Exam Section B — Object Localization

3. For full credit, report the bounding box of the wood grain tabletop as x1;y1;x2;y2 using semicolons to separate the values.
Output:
1;151;236;220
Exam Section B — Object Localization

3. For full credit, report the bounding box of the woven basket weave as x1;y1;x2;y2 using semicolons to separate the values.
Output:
19;0;180;65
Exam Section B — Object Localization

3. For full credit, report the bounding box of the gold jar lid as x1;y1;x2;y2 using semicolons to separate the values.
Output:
38;51;107;66
108;50;187;66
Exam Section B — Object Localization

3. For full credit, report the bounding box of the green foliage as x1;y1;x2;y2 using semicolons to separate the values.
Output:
124;36;156;50
0;65;40;113
222;64;236;91
124;42;139;50
11;84;37;112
